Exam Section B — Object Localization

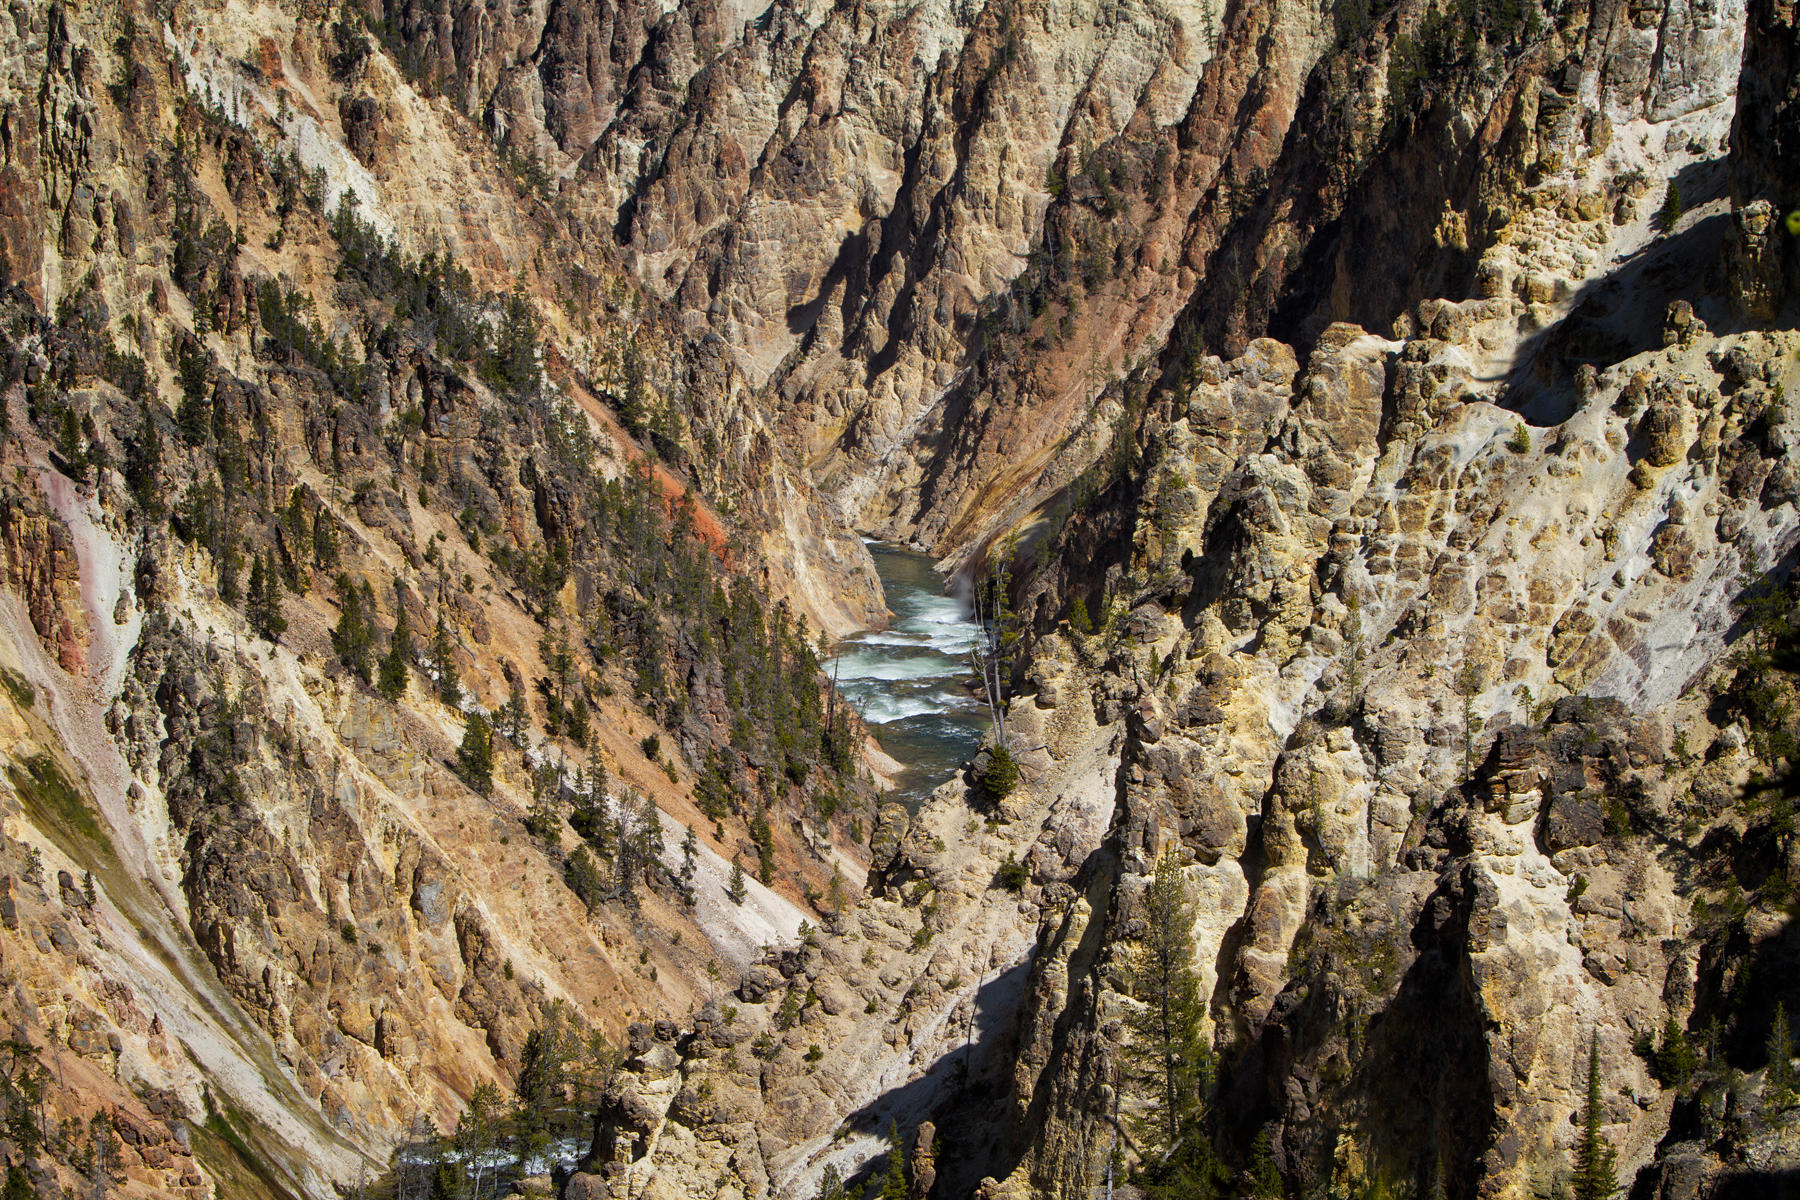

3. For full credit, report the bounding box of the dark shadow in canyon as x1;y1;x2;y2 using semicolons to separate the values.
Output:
1496;154;1734;428
853;841;1125;1199
837;955;1035;1140
786;229;870;351
1215;861;1493;1200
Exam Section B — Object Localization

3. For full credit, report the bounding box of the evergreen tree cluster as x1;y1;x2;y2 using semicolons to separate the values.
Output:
7;51;871;949
0;1034;75;1190
1384;0;1543;119
563;789;665;914
389;999;618;1200
505;457;860;858
379;596;413;700
244;550;287;642
256;277;368;398
332;199;479;358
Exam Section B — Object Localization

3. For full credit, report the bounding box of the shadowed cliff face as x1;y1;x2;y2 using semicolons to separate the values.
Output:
1728;0;1800;318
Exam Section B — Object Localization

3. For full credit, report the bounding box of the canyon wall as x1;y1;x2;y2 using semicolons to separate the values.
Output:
573;2;1800;1199
0;0;1795;1197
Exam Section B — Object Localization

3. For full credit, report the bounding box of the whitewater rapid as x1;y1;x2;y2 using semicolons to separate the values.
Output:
829;545;990;807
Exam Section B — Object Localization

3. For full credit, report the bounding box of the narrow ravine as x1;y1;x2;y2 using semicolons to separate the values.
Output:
828;544;991;807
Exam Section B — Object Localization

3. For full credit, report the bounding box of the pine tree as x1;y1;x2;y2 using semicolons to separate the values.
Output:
433;609;461;704
564;847;605;914
1571;1034;1618;1200
500;675;528;744
750;812;775;884
828;862;848;926
458;710;495;797
1249;1127;1282;1199
525;773;561;848
678;826;698;908
973;742;1021;806
174;342;211;445
1653;1015;1697;1091
567;693;589;747
312;507;339;569
1767;1002;1796;1113
55;405;87;480
125;404;163;517
1428;1150;1450;1200
263;551;288;639
246;550;268;632
1657;181;1683;232
696;750;733;822
971;534;1021;748
876;1122;908;1200
543;628;574;729
332;573;373;681
1125;846;1213;1187
453;1081;512;1200
613;795;659;913
777;985;802;1030
0;1039;45;1156
727;858;747;905
816;1163;845;1200
482;286;540;395
620;340;649;437
513;1003;568;1113
84;1108;120;1200
218;543;241;606
1069;595;1093;635
284;487;310;590
378;599;411;701
248;550;286;642
393;1113;440;1200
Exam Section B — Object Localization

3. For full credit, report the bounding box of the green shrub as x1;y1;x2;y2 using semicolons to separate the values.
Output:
972;744;1021;807
1658;182;1684;232
457;711;495;796
994;852;1029;892
1653;1017;1698;1090
1603;797;1632;837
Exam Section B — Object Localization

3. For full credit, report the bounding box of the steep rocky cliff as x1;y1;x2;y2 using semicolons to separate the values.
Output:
0;0;1797;1197
584;318;1800;1198
342;0;1749;572
563;2;1800;1199
0;0;892;1193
